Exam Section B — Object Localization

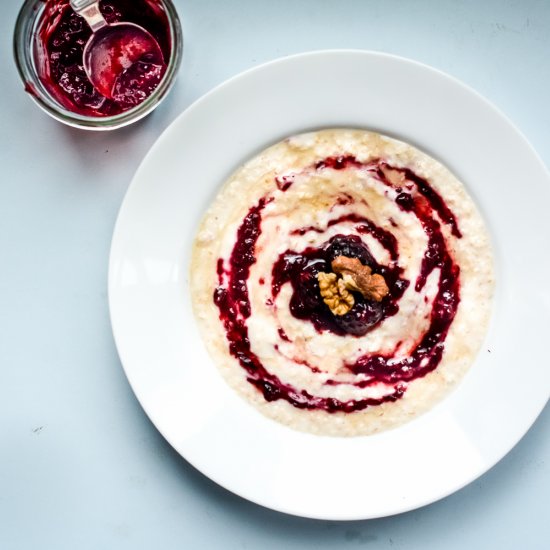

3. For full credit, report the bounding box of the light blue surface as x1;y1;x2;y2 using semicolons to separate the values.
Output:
1;1;548;548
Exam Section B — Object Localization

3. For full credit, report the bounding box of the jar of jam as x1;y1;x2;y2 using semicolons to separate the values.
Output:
14;0;183;130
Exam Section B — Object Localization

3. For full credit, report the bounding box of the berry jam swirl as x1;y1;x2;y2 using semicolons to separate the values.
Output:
213;156;462;413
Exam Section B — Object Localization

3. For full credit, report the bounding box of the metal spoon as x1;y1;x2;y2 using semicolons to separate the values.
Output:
69;0;165;100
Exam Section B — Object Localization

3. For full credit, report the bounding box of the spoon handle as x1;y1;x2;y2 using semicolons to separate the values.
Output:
70;0;108;32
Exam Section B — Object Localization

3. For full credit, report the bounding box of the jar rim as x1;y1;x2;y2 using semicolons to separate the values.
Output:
13;0;183;130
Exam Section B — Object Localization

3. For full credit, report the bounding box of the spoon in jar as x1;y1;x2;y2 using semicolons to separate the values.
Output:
69;0;166;102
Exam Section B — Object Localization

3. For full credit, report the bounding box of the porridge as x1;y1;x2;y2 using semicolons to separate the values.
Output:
191;129;494;436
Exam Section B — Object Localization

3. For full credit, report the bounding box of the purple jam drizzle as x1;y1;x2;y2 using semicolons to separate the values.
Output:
275;175;294;191
278;328;291;342
380;163;462;238
315;155;364;171
212;156;462;413
37;0;170;116
328;213;399;262
224;197;268;319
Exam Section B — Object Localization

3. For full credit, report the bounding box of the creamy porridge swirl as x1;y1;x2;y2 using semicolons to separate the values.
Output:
191;130;494;436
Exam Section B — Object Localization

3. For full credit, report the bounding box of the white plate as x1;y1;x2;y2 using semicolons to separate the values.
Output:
109;50;550;520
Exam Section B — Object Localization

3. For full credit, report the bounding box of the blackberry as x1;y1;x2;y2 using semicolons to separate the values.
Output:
335;299;383;336
324;234;375;267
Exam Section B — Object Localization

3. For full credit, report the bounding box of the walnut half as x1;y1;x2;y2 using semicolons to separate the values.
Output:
317;272;355;315
331;256;389;302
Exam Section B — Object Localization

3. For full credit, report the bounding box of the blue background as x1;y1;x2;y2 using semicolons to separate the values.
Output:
1;1;548;548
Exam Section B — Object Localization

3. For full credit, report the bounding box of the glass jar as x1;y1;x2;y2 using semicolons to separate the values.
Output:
13;0;183;131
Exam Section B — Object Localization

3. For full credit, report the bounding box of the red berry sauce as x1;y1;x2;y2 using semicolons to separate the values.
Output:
213;157;462;413
35;0;170;116
271;234;408;336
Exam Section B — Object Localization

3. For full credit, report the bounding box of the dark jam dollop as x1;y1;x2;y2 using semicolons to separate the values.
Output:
36;0;171;116
213;157;462;413
272;234;408;337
